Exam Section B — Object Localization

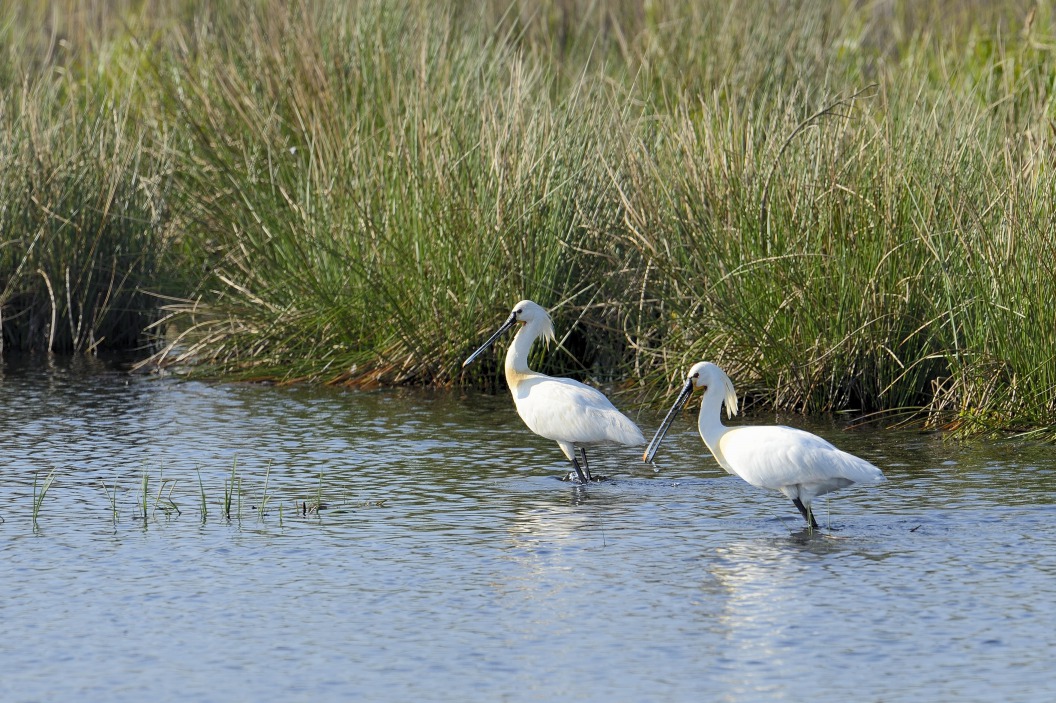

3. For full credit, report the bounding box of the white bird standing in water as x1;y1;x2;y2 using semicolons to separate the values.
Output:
463;300;645;483
643;361;885;528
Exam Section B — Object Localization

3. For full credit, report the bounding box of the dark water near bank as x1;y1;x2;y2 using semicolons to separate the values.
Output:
1;356;1055;702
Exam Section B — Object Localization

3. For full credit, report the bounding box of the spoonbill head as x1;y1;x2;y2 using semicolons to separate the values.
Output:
463;300;644;483
643;361;885;529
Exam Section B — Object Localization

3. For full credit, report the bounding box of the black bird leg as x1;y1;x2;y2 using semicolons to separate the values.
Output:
793;497;819;529
569;456;589;484
579;447;593;482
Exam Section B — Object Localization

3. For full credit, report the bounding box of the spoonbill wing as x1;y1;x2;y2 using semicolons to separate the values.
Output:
512;376;645;447
717;425;885;492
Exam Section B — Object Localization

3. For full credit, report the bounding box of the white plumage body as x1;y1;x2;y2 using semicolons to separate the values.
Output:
710;424;885;505
511;373;645;460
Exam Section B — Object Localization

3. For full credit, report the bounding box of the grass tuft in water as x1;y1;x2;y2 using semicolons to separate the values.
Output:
100;476;120;525
151;469;180;519
196;466;208;523
257;460;273;520
222;458;242;521
139;468;149;521
300;470;327;517
32;468;57;527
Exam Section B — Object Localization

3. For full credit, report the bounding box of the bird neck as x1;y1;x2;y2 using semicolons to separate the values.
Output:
696;389;730;450
504;321;538;386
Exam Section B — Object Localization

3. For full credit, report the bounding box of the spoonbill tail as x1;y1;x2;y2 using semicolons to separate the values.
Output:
463;300;644;483
643;362;885;528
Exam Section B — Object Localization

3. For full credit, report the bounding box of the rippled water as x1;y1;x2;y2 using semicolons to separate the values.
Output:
2;356;1055;702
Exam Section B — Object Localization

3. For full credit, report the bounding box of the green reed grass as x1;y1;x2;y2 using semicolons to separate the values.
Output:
100;476;119;524
0;1;178;353
196;466;208;522
92;461;297;526
2;0;1054;438
32;468;57;526
222;458;241;520
257;460;272;520
140;0;637;388
139;468;148;520
152;472;180;519
134;465;180;520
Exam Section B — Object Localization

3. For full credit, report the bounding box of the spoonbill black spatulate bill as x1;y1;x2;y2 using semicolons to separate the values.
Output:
643;362;885;528
463;300;644;483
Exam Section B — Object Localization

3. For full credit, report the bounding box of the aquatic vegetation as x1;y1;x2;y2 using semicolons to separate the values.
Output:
152;472;181;519
257;461;273;521
0;0;1054;438
110;460;332;526
100;476;120;524
32;468;57;527
6;451;357;529
222;458;241;521
304;470;327;517
195;466;208;522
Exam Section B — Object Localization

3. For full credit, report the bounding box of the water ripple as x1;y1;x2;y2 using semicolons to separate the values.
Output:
1;358;1055;702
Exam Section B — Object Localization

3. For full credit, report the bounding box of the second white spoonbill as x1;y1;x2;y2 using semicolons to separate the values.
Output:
463;300;644;483
643;361;885;528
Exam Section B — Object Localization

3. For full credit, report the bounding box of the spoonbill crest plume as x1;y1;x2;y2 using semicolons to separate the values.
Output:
463;300;644;483
643;361;885;528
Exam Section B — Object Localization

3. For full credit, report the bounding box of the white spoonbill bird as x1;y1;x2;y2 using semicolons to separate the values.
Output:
643;362;885;528
462;300;645;483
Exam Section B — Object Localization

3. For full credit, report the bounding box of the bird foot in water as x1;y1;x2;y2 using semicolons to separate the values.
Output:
560;472;609;483
789;523;847;537
788;527;824;542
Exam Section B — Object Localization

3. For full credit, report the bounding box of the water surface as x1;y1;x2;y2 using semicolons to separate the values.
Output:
1;357;1054;702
